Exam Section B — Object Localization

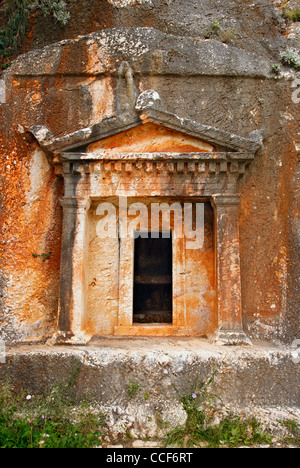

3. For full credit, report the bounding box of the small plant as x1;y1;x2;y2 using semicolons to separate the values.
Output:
165;374;272;448
166;374;217;447
35;1;70;26
0;0;70;59
32;251;52;262
144;392;150;401
280;419;300;445
0;366;105;448
206;415;272;448
155;413;170;430
120;426;133;441
220;28;235;44
204;19;221;39
280;48;300;71
127;380;141;399
1;62;12;71
272;63;281;75
282;6;300;22
212;20;221;35
204;20;235;44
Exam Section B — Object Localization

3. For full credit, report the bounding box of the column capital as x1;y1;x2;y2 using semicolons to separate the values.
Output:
59;197;77;209
60;197;91;211
212;193;241;208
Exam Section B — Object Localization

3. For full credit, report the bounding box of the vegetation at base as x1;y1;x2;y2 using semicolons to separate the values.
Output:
280;48;300;71
0;364;105;448
165;375;274;448
0;0;70;64
127;380;141;399
281;6;300;23
166;411;273;448
0;370;299;448
280;419;300;446
203;19;236;44
271;63;281;75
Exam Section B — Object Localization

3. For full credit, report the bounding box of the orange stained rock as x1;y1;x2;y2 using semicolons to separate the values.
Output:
88;122;215;154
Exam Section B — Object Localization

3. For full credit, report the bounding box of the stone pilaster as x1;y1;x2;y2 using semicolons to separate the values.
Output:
211;194;251;345
54;196;91;345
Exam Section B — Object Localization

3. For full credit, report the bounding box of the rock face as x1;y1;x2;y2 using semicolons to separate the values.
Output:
0;338;299;439
0;0;299;347
15;0;297;59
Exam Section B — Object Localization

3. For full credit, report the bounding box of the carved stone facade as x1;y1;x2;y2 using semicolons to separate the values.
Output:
0;23;298;347
30;81;262;345
0;3;299;436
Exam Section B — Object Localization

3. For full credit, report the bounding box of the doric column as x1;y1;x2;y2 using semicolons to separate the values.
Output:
55;196;91;345
212;194;251;345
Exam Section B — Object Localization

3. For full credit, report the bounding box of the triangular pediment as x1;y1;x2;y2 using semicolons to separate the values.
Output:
29;90;263;157
87;123;215;154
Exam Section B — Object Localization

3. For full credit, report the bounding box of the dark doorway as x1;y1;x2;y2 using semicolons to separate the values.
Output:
133;234;172;324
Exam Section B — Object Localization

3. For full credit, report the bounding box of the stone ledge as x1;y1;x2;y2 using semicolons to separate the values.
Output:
0;338;298;439
114;325;184;336
0;338;298;405
9;28;274;79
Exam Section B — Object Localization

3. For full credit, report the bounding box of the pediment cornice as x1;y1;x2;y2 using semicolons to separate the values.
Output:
29;90;264;163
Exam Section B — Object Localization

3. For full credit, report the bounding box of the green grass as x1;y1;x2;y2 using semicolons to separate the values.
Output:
0;375;105;448
166;413;273;448
1;373;299;448
280;48;300;71
165;375;274;448
280;419;300;446
272;63;281;75
127;380;141;399
282;7;300;22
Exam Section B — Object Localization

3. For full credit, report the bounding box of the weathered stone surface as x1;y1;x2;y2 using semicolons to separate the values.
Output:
6;0;297;61
0;1;299;350
0;339;299;438
10;28;276;79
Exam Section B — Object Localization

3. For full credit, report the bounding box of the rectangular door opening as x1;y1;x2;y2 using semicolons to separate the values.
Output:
133;233;173;324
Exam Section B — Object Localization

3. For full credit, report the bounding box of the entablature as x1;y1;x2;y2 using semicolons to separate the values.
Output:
29;89;264;179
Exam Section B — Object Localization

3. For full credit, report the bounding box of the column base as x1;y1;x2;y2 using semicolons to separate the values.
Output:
210;329;252;346
47;331;92;346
